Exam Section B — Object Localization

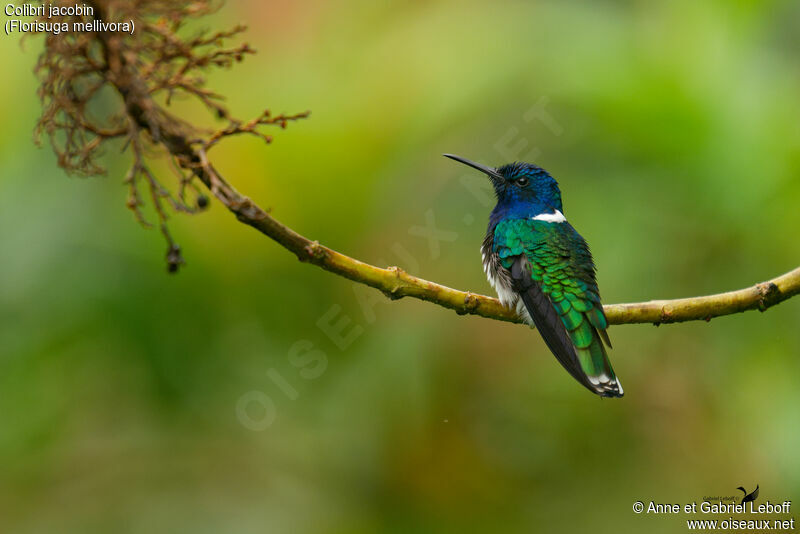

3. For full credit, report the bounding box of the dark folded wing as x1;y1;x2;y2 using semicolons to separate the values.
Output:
510;257;603;395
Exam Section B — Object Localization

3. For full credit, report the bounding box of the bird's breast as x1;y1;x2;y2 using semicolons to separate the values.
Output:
481;239;519;307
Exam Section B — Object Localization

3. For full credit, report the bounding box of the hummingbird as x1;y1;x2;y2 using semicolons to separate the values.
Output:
445;154;623;398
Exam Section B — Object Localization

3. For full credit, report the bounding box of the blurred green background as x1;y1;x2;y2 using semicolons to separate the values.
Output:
1;0;799;532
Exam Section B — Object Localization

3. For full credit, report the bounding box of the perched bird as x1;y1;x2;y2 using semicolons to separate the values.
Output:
444;154;623;397
737;485;759;505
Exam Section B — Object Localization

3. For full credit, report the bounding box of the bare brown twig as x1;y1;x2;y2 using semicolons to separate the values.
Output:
32;0;800;323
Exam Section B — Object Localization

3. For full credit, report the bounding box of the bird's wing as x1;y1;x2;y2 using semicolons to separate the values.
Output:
751;485;759;500
494;218;622;397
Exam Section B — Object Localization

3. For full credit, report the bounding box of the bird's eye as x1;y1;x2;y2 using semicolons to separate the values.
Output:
515;177;529;187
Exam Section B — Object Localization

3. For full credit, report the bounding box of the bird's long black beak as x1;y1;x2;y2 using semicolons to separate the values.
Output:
443;153;504;185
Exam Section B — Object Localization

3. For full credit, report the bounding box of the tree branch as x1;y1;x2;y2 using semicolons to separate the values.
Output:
36;0;800;326
96;42;800;325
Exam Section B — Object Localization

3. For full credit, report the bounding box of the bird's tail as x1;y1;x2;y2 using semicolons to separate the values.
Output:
573;327;623;398
556;301;623;398
539;296;623;398
512;257;623;398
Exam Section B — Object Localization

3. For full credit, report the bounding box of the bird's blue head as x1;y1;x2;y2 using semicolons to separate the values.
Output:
444;154;563;221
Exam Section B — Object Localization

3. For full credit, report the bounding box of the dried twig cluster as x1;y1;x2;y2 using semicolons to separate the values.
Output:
34;0;308;271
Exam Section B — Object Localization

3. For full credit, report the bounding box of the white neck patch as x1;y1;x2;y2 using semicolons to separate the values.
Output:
532;210;566;223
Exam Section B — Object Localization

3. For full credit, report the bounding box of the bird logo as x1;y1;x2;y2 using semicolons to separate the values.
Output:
737;485;759;505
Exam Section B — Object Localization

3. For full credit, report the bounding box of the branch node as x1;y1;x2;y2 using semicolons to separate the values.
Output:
233;197;266;221
383;266;407;300
458;291;479;315
757;281;780;311
659;305;674;324
302;241;326;263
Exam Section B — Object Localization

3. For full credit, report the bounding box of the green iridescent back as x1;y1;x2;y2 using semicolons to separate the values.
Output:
493;218;616;381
